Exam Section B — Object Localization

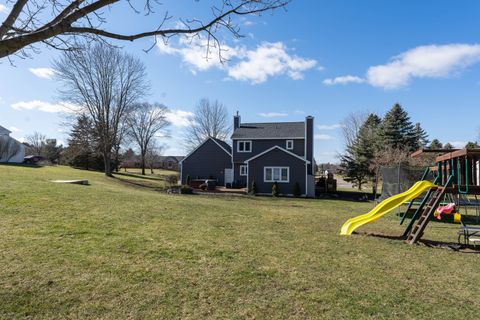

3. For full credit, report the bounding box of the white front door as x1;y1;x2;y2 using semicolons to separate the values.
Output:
224;168;233;185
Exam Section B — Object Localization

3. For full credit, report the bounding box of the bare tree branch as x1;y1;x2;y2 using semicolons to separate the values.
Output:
126;102;170;175
53;42;150;176
183;98;231;152
0;0;290;59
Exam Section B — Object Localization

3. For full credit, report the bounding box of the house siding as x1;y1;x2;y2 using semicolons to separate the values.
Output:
305;117;314;175
232;138;304;163
181;139;232;185
0;135;25;163
233;163;248;187
247;148;307;195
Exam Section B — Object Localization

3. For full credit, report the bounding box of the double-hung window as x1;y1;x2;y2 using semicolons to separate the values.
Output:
286;140;294;150
240;165;248;176
237;141;252;152
264;167;289;183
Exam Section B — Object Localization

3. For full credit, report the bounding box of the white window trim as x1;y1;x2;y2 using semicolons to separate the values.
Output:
237;140;252;153
264;166;290;183
240;165;248;176
286;140;294;150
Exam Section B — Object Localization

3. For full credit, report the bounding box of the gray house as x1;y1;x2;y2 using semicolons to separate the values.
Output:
180;137;232;185
180;114;315;197
231;115;315;197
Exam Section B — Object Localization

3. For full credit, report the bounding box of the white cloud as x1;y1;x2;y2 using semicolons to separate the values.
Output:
449;141;468;149
322;75;365;86
157;38;317;84
165;109;194;127
367;44;480;89
228;42;317;84
11;100;76;113
314;134;335;140
325;44;480;89
157;37;241;73
29;67;55;79
317;124;343;130
0;4;9;14
258;112;288;118
9;126;21;133
293;110;305;115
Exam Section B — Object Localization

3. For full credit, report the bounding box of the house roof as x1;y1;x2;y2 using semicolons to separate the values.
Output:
180;137;232;163
0;125;11;135
211;137;232;153
231;121;305;139
158;156;185;162
244;145;310;164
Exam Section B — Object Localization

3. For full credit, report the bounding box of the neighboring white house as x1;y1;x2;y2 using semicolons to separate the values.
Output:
0;125;25;163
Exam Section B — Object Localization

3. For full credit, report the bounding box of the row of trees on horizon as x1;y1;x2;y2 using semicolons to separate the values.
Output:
339;103;480;191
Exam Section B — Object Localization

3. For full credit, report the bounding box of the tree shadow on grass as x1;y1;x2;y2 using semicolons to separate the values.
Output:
114;171;165;181
0;163;43;169
356;231;480;253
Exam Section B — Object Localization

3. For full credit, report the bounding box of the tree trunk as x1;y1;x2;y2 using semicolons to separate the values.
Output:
141;151;146;175
103;148;113;177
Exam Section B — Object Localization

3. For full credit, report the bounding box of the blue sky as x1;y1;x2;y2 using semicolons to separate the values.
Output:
1;0;480;163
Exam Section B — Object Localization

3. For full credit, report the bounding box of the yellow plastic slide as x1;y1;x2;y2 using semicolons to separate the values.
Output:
340;180;436;235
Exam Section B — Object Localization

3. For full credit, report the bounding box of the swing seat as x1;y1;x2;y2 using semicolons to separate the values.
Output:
438;203;456;214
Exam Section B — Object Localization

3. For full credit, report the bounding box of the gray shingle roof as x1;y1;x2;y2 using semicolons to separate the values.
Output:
212;138;232;153
231;122;305;139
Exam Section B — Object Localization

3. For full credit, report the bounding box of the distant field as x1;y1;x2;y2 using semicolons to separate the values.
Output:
1;164;479;319
121;167;179;176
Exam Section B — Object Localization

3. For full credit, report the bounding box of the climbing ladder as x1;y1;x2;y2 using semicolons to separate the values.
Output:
405;186;446;244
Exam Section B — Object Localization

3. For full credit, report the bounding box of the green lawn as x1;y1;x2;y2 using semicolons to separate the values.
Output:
1;164;479;319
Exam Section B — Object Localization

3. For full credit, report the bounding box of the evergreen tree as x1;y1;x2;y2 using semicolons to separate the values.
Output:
465;141;480;149
378;103;417;151
44;139;63;164
272;182;279;197
293;182;301;197
429;139;443;149
251;180;257;195
443;143;454;150
65;114;103;170
414;122;429;149
340;113;381;190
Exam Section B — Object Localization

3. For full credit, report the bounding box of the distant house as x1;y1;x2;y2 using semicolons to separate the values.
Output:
157;156;184;171
121;155;184;171
180;138;232;185
0;125;25;163
180;113;315;197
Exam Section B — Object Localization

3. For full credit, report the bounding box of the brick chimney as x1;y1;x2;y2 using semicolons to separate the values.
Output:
234;111;241;130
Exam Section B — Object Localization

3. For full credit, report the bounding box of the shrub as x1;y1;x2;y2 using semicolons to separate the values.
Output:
180;185;193;194
293;182;301;197
272;182;279;197
250;180;257;195
165;174;178;185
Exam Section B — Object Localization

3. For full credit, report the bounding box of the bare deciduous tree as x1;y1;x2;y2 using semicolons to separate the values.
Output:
341;111;368;148
0;136;21;162
25;131;46;155
183;98;230;151
126;102;169;175
0;0;289;61
54;42;149;176
145;142;164;174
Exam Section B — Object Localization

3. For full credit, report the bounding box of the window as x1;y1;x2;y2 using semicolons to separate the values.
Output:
240;165;248;176
286;140;294;150
264;167;289;183
237;140;252;152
